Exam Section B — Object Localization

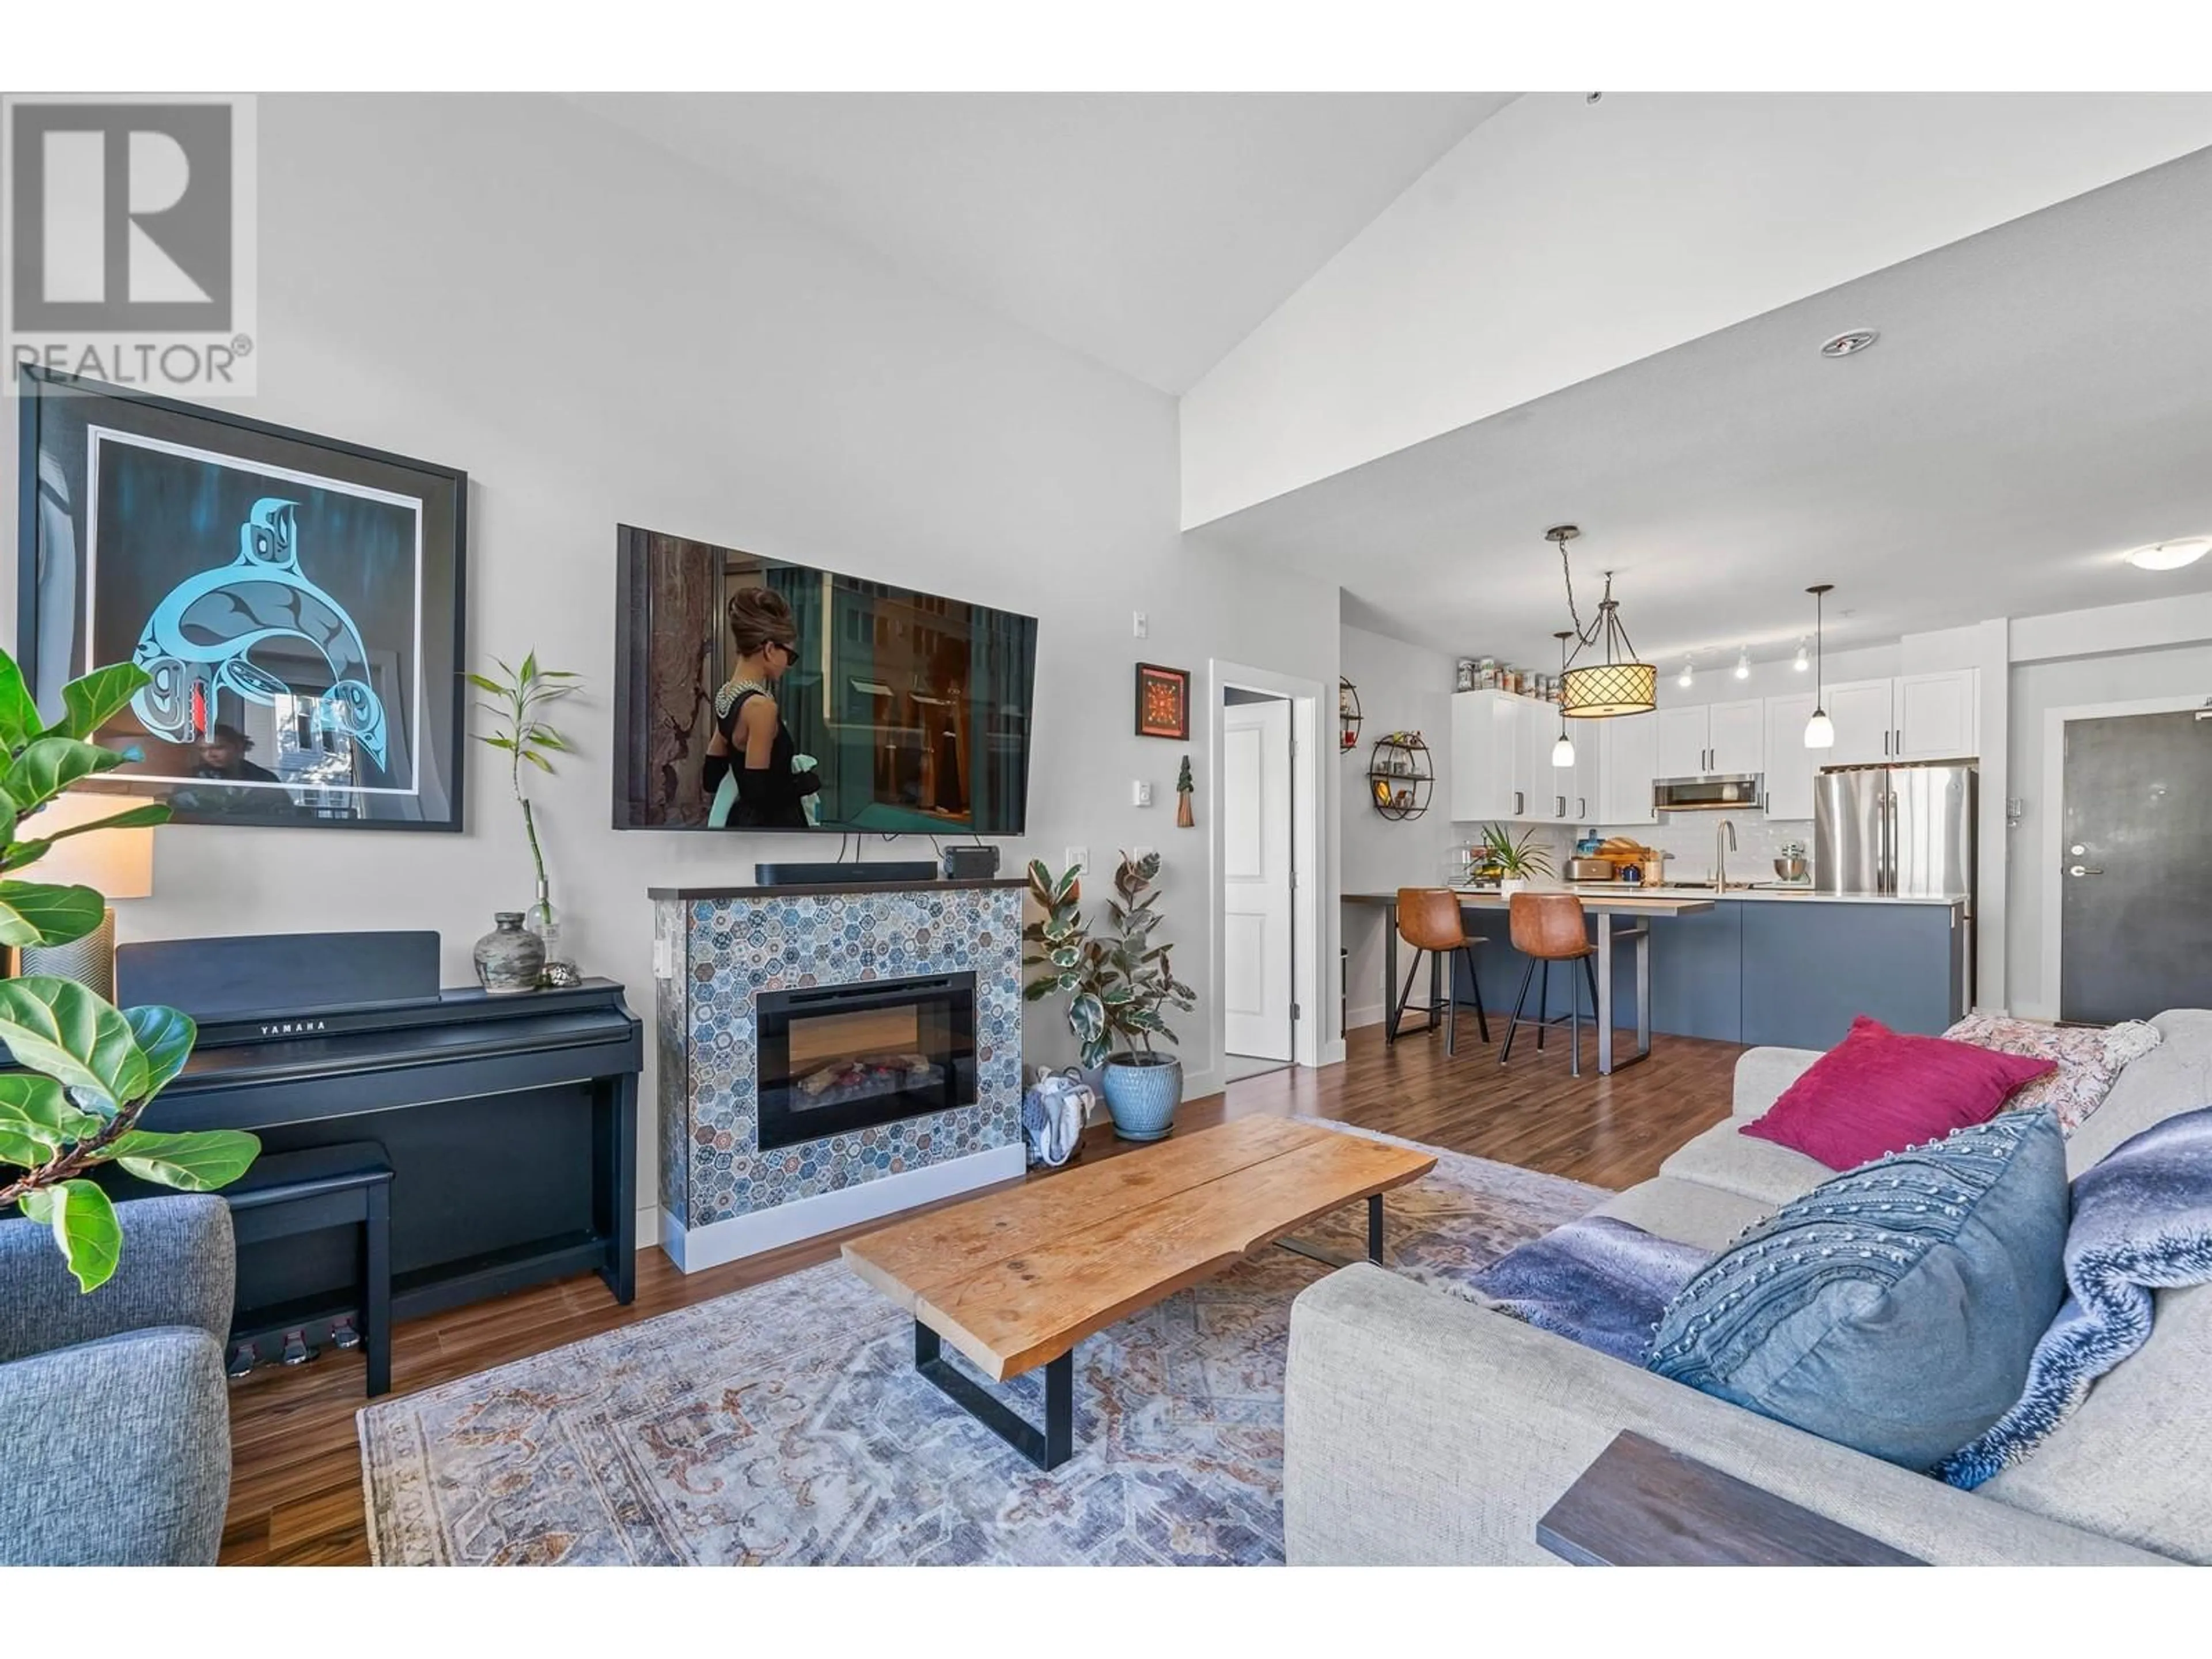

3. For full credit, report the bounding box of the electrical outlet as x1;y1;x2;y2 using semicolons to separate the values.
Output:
1132;611;1149;639
1065;845;1089;874
1133;779;1153;808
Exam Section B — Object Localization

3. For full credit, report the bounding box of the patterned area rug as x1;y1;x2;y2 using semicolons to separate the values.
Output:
359;1123;1604;1565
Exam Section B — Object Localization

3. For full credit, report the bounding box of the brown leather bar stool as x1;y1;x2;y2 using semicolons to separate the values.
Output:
1498;892;1603;1077
1394;888;1490;1055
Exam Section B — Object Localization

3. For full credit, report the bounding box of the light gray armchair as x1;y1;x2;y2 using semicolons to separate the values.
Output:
0;1195;236;1566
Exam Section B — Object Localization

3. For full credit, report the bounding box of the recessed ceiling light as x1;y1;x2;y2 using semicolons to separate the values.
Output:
2125;537;2212;571
1820;329;1880;359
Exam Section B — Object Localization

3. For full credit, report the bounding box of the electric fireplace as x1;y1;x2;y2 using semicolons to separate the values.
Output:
755;971;977;1152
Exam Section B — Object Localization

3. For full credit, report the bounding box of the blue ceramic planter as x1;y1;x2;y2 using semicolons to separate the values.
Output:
1103;1054;1182;1141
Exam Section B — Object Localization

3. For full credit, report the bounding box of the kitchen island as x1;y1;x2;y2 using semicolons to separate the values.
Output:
1344;885;1970;1065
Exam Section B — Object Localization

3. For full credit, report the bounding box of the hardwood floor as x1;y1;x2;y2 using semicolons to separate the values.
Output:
217;1020;1741;1565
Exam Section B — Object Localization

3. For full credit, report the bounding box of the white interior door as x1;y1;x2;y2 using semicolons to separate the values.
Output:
1223;697;1293;1060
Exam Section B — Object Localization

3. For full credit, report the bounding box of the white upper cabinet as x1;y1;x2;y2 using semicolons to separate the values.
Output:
1516;696;1572;821
1654;706;1710;778
1597;711;1658;824
1762;691;1820;820
1707;698;1765;775
1821;678;1897;767
1450;690;1536;821
1896;669;1979;760
1567;718;1602;825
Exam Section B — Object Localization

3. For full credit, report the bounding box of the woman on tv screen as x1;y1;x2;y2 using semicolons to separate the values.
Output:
702;588;818;830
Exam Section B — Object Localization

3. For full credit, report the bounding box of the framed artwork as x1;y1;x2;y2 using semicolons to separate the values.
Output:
1134;662;1190;740
16;366;468;831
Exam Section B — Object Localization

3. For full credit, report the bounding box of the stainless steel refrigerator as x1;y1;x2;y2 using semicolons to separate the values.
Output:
1815;760;1977;1002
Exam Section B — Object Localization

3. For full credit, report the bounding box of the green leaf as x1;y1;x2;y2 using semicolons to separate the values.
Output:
20;1180;122;1293
1069;991;1106;1045
0;880;106;949
0;651;43;751
520;648;539;687
0;978;150;1112
464;672;509;696
0;1126;52;1168
107;1128;259;1191
482;734;517;752
1048;945;1080;970
2;736;127;809
522;750;554;772
52;662;150;741
1022;976;1060;1003
123;1005;196;1097
0;1073;100;1145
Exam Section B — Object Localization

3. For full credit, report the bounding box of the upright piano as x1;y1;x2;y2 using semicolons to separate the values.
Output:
111;933;643;1340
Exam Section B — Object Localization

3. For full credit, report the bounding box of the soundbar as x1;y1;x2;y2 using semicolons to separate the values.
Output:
753;860;938;888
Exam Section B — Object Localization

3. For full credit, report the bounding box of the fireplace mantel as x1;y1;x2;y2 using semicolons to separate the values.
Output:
652;883;1026;1271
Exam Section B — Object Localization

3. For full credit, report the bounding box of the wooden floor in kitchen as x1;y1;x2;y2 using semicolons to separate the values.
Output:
219;1019;1742;1565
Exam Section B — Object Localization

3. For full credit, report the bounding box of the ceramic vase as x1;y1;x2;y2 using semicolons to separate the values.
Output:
1102;1053;1182;1142
1498;876;1530;897
474;912;545;994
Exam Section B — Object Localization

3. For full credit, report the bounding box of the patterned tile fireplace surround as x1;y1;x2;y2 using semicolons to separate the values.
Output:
650;878;1027;1271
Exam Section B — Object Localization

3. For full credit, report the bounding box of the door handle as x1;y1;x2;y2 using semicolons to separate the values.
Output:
1513;790;1524;816
2067;865;2104;878
1882;730;1891;756
1555;795;1566;818
1578;797;1586;819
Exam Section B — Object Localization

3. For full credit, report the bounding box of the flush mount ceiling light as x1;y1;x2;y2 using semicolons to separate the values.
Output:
2125;537;2212;571
1820;329;1879;358
1550;525;1657;718
1734;647;1752;681
1804;584;1836;749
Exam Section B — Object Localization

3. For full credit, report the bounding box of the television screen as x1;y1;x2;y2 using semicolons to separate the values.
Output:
612;526;1038;834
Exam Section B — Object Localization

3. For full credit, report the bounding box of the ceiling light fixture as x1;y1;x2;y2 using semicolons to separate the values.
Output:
1804;584;1836;749
1677;657;1695;690
1551;630;1577;767
2125;537;2212;571
1820;329;1879;359
1793;637;1810;673
1550;525;1657;719
1734;647;1752;681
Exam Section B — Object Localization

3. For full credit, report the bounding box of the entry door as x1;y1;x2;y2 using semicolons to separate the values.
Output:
2061;709;2212;1022
1224;698;1293;1059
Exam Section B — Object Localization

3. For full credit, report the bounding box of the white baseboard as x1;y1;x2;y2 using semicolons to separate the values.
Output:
1319;1036;1346;1067
635;1205;659;1250
1346;1001;1385;1031
658;1143;1026;1273
1181;1067;1224;1103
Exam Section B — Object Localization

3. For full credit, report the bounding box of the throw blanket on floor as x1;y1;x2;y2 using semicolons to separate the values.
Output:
1937;1103;2212;1489
1461;1214;1711;1364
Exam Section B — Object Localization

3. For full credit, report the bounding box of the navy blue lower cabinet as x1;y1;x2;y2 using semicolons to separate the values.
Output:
1643;903;1744;1044
1739;902;1963;1049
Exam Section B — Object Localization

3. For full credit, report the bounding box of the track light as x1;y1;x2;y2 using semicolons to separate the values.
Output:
1676;657;1695;689
1733;648;1751;681
1793;638;1810;673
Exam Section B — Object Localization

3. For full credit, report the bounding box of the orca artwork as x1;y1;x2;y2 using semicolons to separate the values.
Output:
15;366;467;832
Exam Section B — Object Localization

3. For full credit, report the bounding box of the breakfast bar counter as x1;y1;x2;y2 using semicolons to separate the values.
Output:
1343;889;1717;1075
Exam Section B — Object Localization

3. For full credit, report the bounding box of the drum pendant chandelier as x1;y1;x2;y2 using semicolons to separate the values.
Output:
1550;525;1658;718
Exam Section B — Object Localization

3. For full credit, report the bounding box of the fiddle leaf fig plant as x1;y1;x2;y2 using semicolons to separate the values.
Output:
1022;851;1196;1069
0;648;259;1291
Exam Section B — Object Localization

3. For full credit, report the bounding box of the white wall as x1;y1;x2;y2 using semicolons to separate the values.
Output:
1338;624;1459;1028
1181;93;2212;528
0;93;1343;1232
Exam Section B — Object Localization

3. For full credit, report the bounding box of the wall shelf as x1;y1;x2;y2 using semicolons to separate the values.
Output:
1367;733;1433;821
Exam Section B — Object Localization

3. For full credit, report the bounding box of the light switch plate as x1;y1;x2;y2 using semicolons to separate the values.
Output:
1065;845;1089;874
1133;779;1153;807
1132;611;1149;639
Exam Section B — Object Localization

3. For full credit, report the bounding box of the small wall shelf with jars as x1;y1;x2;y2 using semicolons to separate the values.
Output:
1366;732;1433;821
1339;677;1363;753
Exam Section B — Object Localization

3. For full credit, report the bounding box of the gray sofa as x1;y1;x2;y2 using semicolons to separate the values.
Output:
1285;1009;2212;1566
0;1195;236;1566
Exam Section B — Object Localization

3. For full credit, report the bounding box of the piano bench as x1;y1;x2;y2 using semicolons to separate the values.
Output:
224;1142;394;1398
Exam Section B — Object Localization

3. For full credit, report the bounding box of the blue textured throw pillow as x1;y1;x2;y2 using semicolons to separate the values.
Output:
1647;1109;2069;1468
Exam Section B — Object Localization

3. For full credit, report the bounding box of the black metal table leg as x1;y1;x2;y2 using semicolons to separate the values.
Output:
1368;1193;1384;1264
914;1322;1075;1471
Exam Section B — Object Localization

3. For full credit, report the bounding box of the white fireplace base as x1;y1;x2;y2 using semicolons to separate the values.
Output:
658;1142;1026;1273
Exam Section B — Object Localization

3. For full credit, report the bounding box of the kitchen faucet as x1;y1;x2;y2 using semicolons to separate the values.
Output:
1714;818;1737;890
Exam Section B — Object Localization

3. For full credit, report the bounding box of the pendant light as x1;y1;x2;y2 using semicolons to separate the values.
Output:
1803;584;1836;749
1550;630;1576;767
1551;525;1657;717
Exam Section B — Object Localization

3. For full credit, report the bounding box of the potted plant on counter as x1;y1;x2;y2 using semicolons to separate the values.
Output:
1023;851;1196;1142
1475;821;1555;896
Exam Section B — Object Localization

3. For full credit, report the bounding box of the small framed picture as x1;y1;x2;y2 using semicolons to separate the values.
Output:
1134;662;1190;740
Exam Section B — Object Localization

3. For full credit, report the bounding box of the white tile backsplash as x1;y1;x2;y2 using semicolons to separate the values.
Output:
1589;817;1815;884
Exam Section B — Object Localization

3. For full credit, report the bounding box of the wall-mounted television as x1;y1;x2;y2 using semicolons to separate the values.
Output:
612;525;1039;834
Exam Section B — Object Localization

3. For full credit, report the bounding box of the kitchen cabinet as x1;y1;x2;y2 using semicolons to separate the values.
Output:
1567;719;1601;824
1762;691;1820;820
1654;699;1763;777
1597;711;1658;824
1449;690;1522;821
1896;669;1979;760
1516;695;1577;823
1821;678;1897;767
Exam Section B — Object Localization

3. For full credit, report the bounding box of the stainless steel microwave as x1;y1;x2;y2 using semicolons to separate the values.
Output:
1652;774;1763;813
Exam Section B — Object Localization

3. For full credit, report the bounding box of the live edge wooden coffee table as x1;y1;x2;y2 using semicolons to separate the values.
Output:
841;1116;1435;1471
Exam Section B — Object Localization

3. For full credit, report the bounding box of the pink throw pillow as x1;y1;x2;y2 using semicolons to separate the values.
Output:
1743;1015;2058;1171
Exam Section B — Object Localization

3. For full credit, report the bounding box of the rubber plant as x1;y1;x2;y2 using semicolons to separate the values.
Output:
468;650;580;958
1022;851;1196;1067
0;650;259;1291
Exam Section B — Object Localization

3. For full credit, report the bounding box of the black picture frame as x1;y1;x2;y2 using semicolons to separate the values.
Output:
15;365;468;831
